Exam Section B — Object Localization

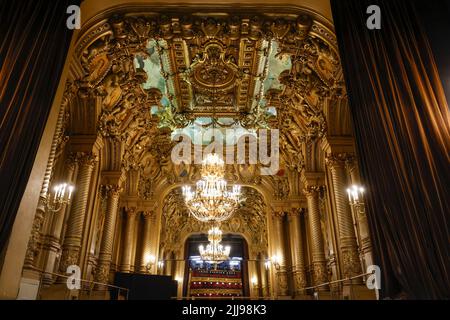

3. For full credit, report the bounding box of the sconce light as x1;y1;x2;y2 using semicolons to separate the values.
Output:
271;255;281;270
264;259;271;270
346;185;365;205
144;254;156;273
44;183;74;213
251;276;258;286
157;260;164;270
175;276;183;284
346;184;366;216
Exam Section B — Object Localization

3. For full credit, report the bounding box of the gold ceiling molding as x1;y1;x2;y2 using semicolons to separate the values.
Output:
61;6;348;205
141;154;296;208
76;4;337;47
159;187;268;258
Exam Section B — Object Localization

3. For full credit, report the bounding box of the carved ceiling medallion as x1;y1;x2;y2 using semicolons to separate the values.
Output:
190;42;239;91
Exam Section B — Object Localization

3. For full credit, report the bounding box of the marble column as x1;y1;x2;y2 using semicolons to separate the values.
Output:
326;154;362;281
258;256;270;298
140;211;155;273
287;209;307;296
130;216;139;272
42;156;76;284
174;251;185;298
304;186;328;289
164;252;173;277
248;258;259;298
95;185;121;286
272;211;289;296
120;207;137;273
58;152;97;278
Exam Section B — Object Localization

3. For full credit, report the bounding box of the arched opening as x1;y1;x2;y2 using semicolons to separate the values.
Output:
182;233;249;298
8;3;377;301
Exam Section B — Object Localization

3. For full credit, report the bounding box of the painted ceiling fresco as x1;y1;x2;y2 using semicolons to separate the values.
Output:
135;39;291;144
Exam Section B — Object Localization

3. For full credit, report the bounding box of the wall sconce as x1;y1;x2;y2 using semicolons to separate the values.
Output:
44;183;74;213
347;184;364;204
264;259;271;270
347;184;366;215
157;260;164;270
251;275;258;286
144;254;156;273
271;255;281;270
175;276;183;285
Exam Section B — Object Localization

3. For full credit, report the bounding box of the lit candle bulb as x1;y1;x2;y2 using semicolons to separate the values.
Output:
53;186;59;202
61;183;67;199
68;185;74;200
353;187;359;201
57;184;62;199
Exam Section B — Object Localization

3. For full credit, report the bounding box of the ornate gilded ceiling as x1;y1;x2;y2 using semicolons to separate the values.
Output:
67;6;348;211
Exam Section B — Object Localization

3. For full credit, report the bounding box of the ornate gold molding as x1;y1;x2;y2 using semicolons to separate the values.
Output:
160;187;267;255
325;152;353;168
67;8;344;182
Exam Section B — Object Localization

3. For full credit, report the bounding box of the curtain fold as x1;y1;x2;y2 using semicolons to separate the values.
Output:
0;1;75;257
331;0;450;299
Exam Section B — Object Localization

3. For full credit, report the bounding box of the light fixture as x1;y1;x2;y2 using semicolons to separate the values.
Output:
346;184;366;216
182;70;242;224
198;226;231;263
251;276;258;286
264;259;271;270
346;184;365;205
182;153;242;223
144;254;156;273
44;183;74;213
157;260;164;270
175;276;183;284
271;254;281;270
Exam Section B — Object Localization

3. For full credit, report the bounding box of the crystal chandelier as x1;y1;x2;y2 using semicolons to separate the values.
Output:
199;227;231;263
182;153;242;223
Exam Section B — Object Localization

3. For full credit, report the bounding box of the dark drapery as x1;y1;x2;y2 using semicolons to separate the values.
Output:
331;0;450;299
0;1;75;257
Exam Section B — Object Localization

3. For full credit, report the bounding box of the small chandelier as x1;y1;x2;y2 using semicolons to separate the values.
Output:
182;153;242;223
199;227;231;263
44;183;74;213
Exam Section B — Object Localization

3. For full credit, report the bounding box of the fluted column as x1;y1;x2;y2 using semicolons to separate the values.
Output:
95;185;121;286
272;211;289;296
304;186;328;289
326;154;362;280
287;209;307;296
58;152;97;277
140;211;155;273
120;207;137;273
41;156;76;284
23;101;67;270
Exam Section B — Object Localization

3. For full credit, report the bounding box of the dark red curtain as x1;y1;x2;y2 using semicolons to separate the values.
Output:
0;1;76;257
331;0;450;299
